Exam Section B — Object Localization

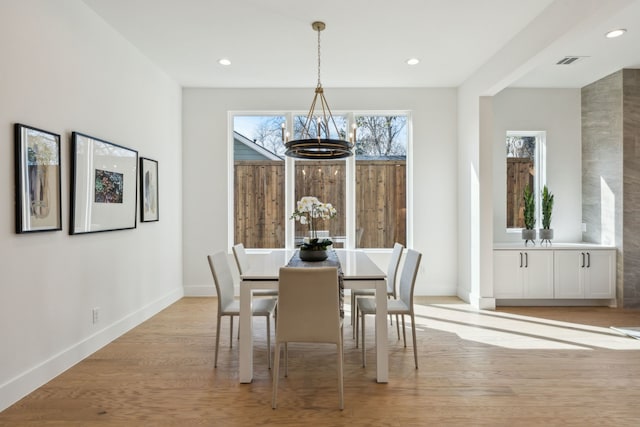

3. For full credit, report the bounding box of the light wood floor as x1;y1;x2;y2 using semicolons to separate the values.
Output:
2;297;640;426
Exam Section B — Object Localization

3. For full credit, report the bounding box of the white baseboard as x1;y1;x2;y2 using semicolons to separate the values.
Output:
465;291;496;310
183;284;216;297
0;287;183;412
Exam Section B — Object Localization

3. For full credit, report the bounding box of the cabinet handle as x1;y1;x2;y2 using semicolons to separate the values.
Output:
587;252;591;268
519;252;523;268
525;252;529;268
581;252;585;268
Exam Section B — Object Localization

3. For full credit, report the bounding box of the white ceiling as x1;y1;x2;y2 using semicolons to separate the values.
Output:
82;0;640;89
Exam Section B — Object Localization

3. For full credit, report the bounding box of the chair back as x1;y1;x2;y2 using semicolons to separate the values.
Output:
386;242;404;296
232;243;250;275
277;267;341;344
207;252;235;311
398;249;422;308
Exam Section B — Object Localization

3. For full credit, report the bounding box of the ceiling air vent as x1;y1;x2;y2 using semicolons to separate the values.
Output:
556;56;583;65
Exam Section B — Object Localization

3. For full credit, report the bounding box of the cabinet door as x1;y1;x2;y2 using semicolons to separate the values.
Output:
494;251;524;298
554;251;584;298
584;250;616;298
523;251;554;298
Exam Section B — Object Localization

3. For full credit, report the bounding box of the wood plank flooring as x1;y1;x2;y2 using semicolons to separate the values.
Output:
2;297;640;426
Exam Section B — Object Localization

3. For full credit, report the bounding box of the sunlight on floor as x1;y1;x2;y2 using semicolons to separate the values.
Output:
410;298;640;351
345;296;640;351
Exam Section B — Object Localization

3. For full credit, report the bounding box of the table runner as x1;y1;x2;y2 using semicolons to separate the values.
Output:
287;250;344;318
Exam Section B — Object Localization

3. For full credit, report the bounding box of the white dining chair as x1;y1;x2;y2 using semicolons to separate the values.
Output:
208;252;277;368
352;242;404;341
272;266;344;410
233;243;278;297
356;248;422;369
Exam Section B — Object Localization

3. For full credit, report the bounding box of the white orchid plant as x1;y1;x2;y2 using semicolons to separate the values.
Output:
290;196;337;250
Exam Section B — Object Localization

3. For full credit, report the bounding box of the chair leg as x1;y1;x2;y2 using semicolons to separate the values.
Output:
401;314;407;347
396;314;400;340
361;313;366;367
351;293;355;332
230;315;234;348
272;342;281;409
411;313;418;369
214;314;222;368
284;342;289;377
266;315;272;369
337;339;344;410
355;303;359;348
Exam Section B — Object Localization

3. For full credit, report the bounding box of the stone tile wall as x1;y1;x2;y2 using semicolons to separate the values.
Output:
582;69;640;307
623;69;640;308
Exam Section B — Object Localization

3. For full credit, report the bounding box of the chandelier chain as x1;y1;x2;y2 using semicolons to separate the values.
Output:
283;21;353;159
317;26;322;87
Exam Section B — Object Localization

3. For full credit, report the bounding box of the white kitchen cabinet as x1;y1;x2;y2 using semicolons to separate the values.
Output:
494;250;554;298
554;249;616;299
493;244;616;303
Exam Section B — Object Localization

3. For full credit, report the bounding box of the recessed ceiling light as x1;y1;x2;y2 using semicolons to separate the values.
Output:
605;29;626;38
218;58;231;66
406;58;420;66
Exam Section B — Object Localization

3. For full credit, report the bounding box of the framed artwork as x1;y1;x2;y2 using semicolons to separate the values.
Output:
140;157;159;222
70;132;138;234
14;124;62;233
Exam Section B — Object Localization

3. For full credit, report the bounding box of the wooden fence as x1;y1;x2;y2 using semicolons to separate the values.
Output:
234;159;406;248
506;157;534;228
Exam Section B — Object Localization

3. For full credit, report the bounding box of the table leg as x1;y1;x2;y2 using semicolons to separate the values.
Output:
375;279;388;383
239;281;253;383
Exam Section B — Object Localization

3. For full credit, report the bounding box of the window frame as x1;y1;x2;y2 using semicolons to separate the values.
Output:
229;110;413;250
505;130;547;233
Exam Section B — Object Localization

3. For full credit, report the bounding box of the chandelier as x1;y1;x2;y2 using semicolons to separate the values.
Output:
283;21;355;159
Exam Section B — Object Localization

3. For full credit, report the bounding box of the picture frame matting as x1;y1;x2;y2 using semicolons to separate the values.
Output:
14;123;62;233
70;132;138;234
140;157;159;222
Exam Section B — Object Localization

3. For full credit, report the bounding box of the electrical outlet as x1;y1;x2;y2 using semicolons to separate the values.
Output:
582;223;587;232
92;307;99;324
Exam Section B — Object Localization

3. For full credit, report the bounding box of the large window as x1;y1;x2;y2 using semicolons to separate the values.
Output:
233;116;285;248
355;115;407;248
505;131;546;230
232;112;409;249
291;114;348;247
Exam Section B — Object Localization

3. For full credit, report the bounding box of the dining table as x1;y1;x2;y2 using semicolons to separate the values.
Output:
239;249;388;383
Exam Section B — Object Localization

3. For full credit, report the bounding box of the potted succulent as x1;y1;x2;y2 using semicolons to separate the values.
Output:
521;184;536;245
540;185;554;245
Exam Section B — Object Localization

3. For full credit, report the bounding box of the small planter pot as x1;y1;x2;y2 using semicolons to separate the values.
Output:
539;228;554;245
522;229;537;246
299;249;328;262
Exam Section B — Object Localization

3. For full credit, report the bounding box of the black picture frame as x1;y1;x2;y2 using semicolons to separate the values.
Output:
70;132;138;234
140;157;159;222
14;123;62;233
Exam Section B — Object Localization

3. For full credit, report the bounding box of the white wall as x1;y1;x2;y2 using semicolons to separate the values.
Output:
492;88;582;243
455;0;616;308
182;88;459;297
0;1;183;410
